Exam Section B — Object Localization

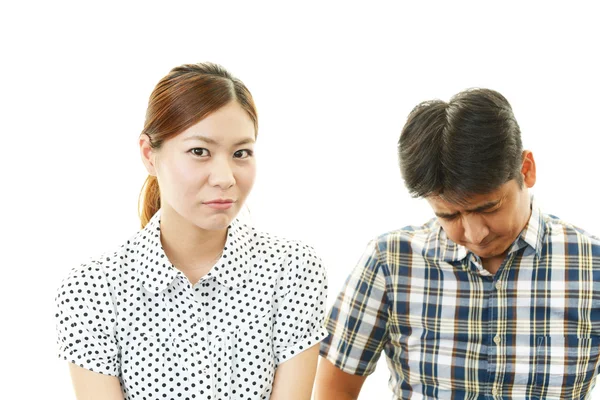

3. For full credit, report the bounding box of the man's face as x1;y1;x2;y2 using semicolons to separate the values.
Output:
426;152;536;261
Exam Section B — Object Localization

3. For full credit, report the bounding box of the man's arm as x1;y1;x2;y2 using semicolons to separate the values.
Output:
314;358;367;400
68;363;124;400
270;344;320;400
316;239;389;399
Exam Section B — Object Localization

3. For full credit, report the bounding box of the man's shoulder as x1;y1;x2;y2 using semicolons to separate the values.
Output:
541;213;600;267
542;212;600;245
372;218;442;254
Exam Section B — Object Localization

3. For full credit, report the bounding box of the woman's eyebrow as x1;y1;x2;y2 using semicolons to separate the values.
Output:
184;135;217;144
234;138;255;146
183;135;255;146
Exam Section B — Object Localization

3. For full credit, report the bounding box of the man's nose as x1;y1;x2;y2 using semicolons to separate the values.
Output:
462;214;489;244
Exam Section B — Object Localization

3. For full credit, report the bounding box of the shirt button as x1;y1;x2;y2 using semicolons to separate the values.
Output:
492;388;498;395
495;281;502;290
198;316;204;323
493;335;501;344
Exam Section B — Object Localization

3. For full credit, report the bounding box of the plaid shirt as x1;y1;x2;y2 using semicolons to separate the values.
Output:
321;202;600;399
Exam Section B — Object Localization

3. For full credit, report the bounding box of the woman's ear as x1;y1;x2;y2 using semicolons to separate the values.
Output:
140;134;157;176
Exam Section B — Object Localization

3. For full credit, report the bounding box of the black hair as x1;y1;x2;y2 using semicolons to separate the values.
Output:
398;88;523;203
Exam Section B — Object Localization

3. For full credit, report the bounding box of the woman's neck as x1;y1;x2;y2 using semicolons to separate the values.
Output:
158;207;228;274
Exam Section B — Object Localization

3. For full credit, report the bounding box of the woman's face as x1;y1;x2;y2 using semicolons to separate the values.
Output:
141;101;257;231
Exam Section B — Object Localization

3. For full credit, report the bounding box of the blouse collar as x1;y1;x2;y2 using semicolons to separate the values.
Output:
132;209;255;293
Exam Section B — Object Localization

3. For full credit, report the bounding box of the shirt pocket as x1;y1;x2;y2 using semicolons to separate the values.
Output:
209;311;274;399
534;335;600;398
121;329;201;395
120;329;175;396
121;329;170;376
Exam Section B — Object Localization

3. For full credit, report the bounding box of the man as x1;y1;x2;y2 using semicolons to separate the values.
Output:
315;88;600;399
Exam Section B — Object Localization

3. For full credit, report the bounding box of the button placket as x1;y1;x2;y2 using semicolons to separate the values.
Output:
210;328;237;398
192;280;211;382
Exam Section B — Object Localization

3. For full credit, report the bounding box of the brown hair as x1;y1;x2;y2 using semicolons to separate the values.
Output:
138;63;258;227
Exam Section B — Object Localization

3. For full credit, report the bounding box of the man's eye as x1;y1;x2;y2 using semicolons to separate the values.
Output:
482;208;499;214
234;149;253;159
441;214;459;221
190;148;210;157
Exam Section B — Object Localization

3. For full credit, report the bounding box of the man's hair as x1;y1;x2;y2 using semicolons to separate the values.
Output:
398;88;523;203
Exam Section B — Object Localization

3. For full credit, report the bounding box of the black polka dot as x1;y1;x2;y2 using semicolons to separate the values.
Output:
55;210;328;398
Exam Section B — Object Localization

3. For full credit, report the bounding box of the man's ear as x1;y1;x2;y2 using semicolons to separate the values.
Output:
140;134;157;176
521;150;536;188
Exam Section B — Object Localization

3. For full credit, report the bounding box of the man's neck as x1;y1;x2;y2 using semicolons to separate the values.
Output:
481;253;507;275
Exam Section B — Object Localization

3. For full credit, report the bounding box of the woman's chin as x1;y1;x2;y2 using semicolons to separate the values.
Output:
193;210;238;231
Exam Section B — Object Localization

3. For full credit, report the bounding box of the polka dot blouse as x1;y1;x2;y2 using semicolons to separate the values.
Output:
55;210;328;399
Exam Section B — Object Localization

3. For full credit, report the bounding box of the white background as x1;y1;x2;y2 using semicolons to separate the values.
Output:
2;1;599;399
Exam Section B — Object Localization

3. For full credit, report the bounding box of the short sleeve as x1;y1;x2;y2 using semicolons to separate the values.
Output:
273;244;328;365
319;239;389;376
55;262;120;376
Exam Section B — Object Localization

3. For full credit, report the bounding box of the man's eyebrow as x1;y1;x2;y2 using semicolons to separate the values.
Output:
183;135;255;146
434;199;501;219
466;199;501;213
435;211;460;219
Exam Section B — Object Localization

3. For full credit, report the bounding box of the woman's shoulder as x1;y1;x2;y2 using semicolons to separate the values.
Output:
56;230;143;295
243;225;325;296
250;226;322;266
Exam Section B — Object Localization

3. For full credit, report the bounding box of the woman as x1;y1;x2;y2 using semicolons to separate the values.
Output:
55;63;328;400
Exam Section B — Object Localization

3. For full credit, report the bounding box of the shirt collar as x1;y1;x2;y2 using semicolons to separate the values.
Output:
428;220;468;263
207;217;255;289
133;210;255;294
510;198;546;257
433;197;546;263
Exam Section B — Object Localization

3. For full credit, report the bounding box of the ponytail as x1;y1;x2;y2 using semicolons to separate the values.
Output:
138;175;161;228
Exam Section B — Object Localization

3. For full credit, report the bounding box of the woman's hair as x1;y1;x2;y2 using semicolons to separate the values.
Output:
138;63;258;228
398;88;522;204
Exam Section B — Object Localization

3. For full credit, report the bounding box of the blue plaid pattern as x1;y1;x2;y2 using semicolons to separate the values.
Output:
321;203;600;399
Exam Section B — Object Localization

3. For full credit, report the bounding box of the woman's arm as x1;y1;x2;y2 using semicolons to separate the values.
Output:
270;344;320;400
68;363;124;400
314;358;367;400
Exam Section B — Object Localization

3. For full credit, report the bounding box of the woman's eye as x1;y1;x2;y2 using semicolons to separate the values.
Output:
190;148;210;157
234;149;253;159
